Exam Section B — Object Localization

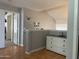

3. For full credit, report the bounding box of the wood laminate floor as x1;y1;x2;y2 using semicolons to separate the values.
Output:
0;41;66;59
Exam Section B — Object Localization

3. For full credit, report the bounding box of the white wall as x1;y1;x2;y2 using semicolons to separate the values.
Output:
48;5;68;30
0;9;5;48
24;8;56;30
56;24;67;30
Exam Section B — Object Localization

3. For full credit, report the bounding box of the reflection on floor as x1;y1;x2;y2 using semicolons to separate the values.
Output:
0;41;66;59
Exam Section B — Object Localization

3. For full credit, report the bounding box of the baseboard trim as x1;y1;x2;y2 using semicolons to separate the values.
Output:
31;47;45;53
20;44;23;47
25;47;45;54
25;51;31;55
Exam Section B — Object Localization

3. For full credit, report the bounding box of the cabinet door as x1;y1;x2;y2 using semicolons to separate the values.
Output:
46;37;54;50
54;37;65;47
54;47;65;55
51;37;66;55
46;36;66;55
58;38;66;49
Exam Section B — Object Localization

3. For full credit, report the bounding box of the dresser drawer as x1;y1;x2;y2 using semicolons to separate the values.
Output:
54;47;66;55
46;38;54;50
46;36;66;56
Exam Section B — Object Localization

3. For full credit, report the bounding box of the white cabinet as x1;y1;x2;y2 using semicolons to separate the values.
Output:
46;37;53;50
46;36;66;55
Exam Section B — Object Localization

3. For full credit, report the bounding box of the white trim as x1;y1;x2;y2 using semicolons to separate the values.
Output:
67;0;78;59
20;44;23;47
25;51;31;55
17;12;20;45
25;47;45;55
72;0;78;59
21;8;24;46
31;47;45;53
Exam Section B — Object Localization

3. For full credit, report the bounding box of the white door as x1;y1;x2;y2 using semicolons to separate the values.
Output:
13;12;19;45
0;15;5;48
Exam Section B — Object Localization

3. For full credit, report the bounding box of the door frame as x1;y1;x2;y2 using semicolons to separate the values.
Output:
67;0;79;59
12;12;20;45
0;4;22;46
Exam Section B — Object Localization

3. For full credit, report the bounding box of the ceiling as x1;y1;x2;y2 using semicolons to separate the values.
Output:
0;0;68;24
0;0;67;11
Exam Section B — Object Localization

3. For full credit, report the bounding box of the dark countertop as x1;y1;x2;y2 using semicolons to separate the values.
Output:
47;35;67;38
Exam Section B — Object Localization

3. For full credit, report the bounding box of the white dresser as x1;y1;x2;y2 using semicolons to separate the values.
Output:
46;36;66;56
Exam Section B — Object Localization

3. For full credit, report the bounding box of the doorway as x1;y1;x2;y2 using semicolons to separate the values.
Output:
0;9;20;48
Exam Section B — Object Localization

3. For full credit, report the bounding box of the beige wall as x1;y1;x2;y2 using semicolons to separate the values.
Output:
24;8;56;30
